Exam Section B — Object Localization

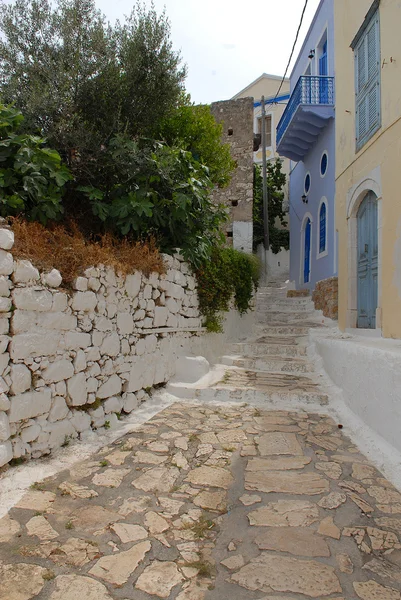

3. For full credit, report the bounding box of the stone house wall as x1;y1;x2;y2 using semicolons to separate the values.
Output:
210;98;254;253
312;277;338;320
0;228;203;467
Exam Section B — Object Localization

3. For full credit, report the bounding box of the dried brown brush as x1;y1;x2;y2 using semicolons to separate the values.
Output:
10;218;165;284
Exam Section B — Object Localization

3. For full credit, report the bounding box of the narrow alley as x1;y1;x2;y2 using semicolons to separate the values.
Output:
1;282;400;600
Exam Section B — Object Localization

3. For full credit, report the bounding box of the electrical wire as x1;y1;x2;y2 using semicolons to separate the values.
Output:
271;0;309;104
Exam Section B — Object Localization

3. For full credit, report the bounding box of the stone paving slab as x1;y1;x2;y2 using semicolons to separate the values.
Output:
1;402;401;600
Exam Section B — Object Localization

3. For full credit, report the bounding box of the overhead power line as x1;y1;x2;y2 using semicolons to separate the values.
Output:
271;0;309;104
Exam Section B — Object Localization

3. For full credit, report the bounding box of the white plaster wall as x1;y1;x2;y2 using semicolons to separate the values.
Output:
312;331;401;454
257;244;290;282
233;221;253;254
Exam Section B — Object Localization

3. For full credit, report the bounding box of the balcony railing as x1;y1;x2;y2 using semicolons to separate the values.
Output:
277;76;335;146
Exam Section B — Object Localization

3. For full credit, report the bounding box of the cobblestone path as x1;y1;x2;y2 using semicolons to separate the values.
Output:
0;283;401;600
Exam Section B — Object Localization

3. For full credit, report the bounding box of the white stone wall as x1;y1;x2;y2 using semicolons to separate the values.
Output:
0;228;203;466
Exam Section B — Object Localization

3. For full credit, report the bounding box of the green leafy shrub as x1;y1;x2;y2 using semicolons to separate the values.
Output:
195;247;260;332
0;104;71;222
78;136;227;267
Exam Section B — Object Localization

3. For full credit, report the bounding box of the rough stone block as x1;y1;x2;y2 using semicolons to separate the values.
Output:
9;388;52;422
64;332;91;350
0;393;10;411
0;250;13;275
72;277;88;291
0;411;10;441
0;297;11;313
12;288;53;312
117;312;134;335
97;374;122;399
67;372;87;406
0;229;14;250
74;349;86;373
71;291;97;312
12;310;77;333
41;269;62;288
100;332;120;357
49;396;69;422
0;352;9;376
0;276;11;297
42;359;74;383
10;364;31;395
20;422;41;443
12;260;40;283
69;410;91;433
153;306;168;327
10;332;60;359
104;396;123;414
123;392;139;413
125;272;141;298
0;441;12;466
48;420;76;448
52;293;68;311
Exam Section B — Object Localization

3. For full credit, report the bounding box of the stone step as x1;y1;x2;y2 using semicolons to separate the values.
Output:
253;325;311;335
221;367;320;392
170;386;328;406
256;312;320;322
250;335;308;346
230;342;308;357
221;355;313;373
257;305;314;314
258;297;313;305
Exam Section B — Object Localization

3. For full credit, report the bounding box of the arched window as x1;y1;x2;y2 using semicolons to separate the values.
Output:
319;202;327;253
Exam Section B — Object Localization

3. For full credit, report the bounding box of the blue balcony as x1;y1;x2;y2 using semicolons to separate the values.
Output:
276;76;335;162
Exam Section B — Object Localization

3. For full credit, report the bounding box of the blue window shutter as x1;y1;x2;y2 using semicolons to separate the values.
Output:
319;203;327;253
355;12;380;149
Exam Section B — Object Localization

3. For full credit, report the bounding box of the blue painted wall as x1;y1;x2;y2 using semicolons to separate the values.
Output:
287;0;337;289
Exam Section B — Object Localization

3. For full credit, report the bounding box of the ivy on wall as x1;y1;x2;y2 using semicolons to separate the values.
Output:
195;247;259;332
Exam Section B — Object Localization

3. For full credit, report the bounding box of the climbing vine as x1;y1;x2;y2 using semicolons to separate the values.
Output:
195;247;259;332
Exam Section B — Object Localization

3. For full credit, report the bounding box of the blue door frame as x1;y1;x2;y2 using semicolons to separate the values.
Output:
304;218;311;284
357;193;378;328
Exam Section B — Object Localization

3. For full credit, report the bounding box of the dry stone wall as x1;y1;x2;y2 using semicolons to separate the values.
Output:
0;228;203;466
312;277;338;320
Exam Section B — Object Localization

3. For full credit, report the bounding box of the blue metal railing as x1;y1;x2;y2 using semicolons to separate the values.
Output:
277;76;335;145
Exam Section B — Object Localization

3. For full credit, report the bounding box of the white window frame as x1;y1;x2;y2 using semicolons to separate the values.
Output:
353;9;381;151
317;197;328;259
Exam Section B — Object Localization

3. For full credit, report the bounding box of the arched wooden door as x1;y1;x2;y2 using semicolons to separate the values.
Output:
357;192;378;328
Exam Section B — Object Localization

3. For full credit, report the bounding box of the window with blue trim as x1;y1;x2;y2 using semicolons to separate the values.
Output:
319;202;327;253
304;173;311;194
320;152;328;176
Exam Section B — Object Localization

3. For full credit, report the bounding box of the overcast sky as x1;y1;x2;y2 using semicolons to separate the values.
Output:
96;0;321;104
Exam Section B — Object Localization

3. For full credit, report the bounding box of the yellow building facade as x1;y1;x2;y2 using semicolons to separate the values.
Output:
335;0;401;338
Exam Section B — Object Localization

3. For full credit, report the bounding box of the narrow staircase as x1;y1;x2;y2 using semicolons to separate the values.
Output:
169;280;330;407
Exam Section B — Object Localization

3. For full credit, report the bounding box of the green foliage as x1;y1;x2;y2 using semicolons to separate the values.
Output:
0;104;71;222
160;103;236;187
195;247;260;332
78;136;228;266
253;159;289;254
0;0;186;159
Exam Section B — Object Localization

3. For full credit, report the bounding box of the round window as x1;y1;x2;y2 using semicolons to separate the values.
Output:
304;173;311;194
320;152;328;176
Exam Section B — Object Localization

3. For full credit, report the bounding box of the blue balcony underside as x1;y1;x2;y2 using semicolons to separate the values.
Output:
277;104;334;162
276;76;335;162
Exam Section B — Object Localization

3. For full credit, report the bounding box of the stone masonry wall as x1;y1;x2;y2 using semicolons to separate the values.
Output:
312;277;338;320
210;98;254;251
0;227;203;467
